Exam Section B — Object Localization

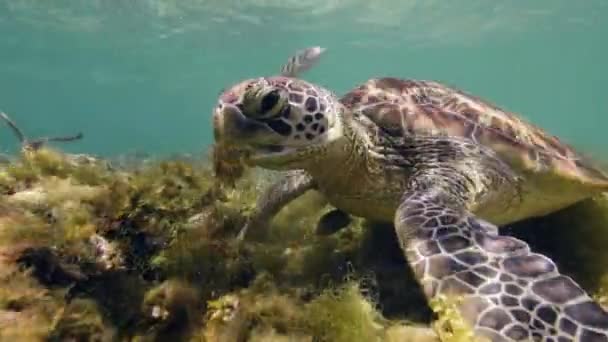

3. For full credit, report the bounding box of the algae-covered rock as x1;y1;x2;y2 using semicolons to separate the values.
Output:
136;279;202;341
1;146;607;341
0;262;61;341
48;298;116;342
199;279;438;342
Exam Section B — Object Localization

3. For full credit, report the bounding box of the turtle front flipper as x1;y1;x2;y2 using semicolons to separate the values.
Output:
237;170;316;241
395;169;608;341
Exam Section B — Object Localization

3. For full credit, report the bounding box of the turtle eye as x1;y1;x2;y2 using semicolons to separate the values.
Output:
260;90;281;114
242;85;285;119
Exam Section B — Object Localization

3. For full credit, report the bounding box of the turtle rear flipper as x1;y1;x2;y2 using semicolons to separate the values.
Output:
394;151;608;341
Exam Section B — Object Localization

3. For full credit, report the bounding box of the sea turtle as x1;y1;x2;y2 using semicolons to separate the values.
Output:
211;48;608;341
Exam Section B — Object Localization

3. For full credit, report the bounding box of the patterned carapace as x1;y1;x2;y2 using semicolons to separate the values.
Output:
341;77;608;187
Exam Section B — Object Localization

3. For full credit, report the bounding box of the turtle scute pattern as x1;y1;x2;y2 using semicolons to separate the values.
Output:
398;189;608;341
340;77;608;186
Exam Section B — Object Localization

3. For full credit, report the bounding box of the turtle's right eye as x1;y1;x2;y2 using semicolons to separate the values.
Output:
242;85;285;119
261;90;281;114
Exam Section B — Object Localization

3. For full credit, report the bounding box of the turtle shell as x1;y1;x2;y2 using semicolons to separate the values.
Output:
340;77;608;188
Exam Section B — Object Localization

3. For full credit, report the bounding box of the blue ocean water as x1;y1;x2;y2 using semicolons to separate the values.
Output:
0;1;606;158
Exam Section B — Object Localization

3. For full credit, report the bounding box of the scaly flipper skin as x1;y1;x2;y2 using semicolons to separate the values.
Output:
237;170;315;241
394;141;608;341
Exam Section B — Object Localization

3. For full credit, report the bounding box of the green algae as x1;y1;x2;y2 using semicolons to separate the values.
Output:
429;294;487;342
303;282;390;342
48;298;116;342
200;278;438;342
1;146;607;341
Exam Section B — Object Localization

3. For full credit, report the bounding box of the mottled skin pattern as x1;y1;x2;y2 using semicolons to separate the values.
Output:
213;75;608;341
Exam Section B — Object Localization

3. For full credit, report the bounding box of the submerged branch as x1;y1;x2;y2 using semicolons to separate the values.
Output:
0;111;26;143
25;133;84;150
0;110;83;151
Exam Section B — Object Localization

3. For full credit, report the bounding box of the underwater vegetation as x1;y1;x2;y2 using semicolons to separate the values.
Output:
0;142;608;341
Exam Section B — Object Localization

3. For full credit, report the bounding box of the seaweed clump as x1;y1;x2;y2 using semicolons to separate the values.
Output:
428;295;488;342
199;278;438;342
1;145;608;341
0;146;441;341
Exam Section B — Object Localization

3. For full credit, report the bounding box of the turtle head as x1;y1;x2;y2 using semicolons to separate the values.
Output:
213;76;347;170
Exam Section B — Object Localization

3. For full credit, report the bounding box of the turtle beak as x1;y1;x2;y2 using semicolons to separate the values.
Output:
212;103;252;168
213;104;283;159
213;103;301;169
213;103;241;144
